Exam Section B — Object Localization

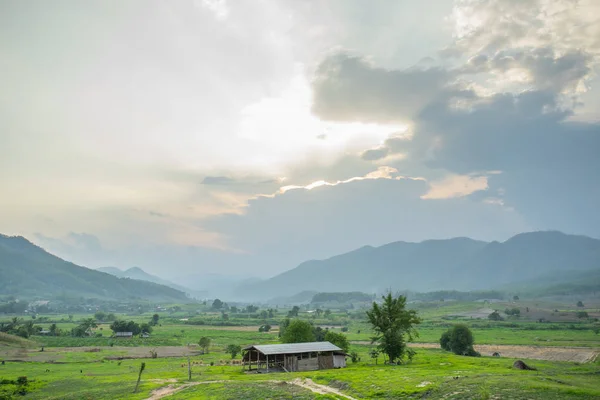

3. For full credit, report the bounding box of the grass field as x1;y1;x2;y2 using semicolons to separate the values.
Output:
1;298;599;399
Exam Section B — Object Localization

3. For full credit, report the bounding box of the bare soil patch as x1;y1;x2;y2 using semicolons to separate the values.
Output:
0;346;204;362
354;342;599;363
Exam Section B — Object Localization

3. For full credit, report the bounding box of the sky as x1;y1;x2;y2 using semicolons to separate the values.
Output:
1;0;599;279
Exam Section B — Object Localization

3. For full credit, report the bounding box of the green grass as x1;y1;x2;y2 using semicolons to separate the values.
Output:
1;348;598;399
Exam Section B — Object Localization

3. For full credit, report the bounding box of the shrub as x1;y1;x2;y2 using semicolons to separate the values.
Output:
440;324;480;357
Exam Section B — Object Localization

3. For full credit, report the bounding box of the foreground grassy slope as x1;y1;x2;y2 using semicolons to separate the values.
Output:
1;348;598;399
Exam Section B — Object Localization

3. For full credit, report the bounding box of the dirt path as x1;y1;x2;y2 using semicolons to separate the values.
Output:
146;379;355;400
145;381;227;399
289;378;357;400
350;342;599;363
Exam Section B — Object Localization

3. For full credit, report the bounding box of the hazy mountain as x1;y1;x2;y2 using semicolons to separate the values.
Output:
0;234;188;301
96;266;203;297
170;273;261;300
245;231;600;300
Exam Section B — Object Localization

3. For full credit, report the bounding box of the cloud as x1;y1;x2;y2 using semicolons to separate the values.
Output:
201;176;236;185
422;174;489;199
361;147;390;161
204;175;528;274
312;52;454;123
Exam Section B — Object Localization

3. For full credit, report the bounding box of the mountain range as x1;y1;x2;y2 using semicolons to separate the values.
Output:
0;234;188;302
96;266;205;297
245;231;600;300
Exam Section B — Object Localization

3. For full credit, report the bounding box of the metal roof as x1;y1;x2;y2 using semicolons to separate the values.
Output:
243;341;343;355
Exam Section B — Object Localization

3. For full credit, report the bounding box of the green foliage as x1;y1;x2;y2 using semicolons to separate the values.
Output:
140;323;153;334
110;320;142;335
576;311;589;319
366;293;421;364
287;306;300;317
280;319;315;343
576;301;585;307
324;331;349;353
198;336;211;353
440;324;480;357
212;299;223;310
258;324;271;332
488;311;503;321
225;344;242;359
505;307;520;316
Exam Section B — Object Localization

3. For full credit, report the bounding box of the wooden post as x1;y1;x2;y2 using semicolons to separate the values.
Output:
187;356;191;381
266;354;269;373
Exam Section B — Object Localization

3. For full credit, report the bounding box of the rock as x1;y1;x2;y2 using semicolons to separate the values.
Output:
513;360;536;370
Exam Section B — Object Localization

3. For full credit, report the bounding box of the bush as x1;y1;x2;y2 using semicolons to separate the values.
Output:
440;324;480;357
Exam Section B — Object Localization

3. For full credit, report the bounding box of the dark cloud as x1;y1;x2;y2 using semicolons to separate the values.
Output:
406;89;600;237
312;52;453;123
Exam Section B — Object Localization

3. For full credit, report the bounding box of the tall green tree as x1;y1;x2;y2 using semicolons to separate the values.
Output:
151;314;159;326
281;319;315;343
198;336;211;353
225;344;242;359
366;293;421;364
324;331;350;353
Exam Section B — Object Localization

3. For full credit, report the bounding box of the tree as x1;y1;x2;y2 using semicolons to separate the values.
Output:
324;309;332;319
576;301;585;308
260;310;268;319
258;324;271;332
440;324;480;356
281;319;315;343
140;323;153;334
369;349;380;364
324;331;349;353
225;344;242;359
94;311;106;321
80;318;98;331
49;323;58;336
313;326;327;341
488;311;503;321
212;299;223;310
110;320;142;335
513;295;519;301
198;337;211;353
288;306;300;317
151;314;159;326
366;293;421;364
245;305;258;313
278;318;291;338
576;311;589;319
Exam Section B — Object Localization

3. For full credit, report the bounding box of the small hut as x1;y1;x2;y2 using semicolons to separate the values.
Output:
242;341;346;372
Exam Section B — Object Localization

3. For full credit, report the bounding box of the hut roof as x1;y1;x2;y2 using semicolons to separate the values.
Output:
243;341;343;355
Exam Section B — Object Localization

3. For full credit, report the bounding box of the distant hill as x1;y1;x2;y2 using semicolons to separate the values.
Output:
0;234;188;302
96;266;201;297
246;231;600;300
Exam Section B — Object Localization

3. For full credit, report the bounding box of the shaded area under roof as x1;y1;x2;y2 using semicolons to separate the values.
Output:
243;341;343;355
